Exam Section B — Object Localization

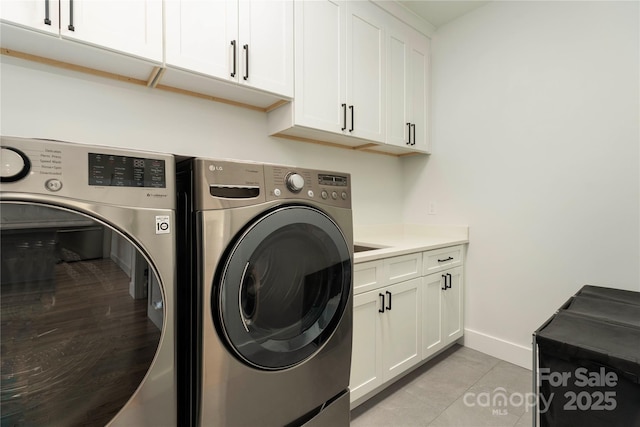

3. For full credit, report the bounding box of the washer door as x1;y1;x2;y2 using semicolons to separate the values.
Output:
0;202;165;426
216;205;351;370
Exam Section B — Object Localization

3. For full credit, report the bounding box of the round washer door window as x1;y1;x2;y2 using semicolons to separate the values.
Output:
0;202;164;427
216;205;352;370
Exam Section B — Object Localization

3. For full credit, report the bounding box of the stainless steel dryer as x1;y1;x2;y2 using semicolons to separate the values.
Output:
176;158;353;426
0;136;176;426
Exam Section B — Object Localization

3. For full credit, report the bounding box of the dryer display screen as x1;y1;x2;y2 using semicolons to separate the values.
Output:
88;153;166;188
318;174;348;186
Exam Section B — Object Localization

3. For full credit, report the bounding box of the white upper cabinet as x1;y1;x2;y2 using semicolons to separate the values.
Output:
0;0;162;62
164;0;236;81
1;0;162;81
345;1;385;142
59;0;162;62
0;0;60;35
292;0;345;134
238;0;293;96
386;15;430;153
269;0;431;155
164;0;293;98
270;0;385;145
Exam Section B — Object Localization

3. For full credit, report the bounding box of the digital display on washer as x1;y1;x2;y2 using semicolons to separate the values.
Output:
88;153;166;188
318;174;348;187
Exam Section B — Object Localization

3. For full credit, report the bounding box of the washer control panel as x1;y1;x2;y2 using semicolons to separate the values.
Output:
0;136;175;209
264;165;351;208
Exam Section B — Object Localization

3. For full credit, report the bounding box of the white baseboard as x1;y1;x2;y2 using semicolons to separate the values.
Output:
463;328;533;370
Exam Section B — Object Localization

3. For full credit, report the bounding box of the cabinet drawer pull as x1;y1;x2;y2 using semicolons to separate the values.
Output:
230;40;237;77
68;0;75;31
341;104;347;131
411;123;416;145
44;0;51;25
441;274;448;290
386;291;392;310
446;273;452;289
378;293;385;313
349;105;354;132
437;256;454;263
243;44;249;80
406;123;411;145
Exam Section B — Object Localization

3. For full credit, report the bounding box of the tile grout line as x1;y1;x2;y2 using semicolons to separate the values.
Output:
426;357;502;426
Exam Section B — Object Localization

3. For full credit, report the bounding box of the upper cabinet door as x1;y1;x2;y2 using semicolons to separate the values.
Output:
0;0;60;34
408;31;430;153
386;21;409;147
238;0;293;97
294;0;346;133
165;0;237;80
59;0;162;62
346;1;385;143
385;17;430;152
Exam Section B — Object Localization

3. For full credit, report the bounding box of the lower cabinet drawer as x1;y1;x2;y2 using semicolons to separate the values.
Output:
354;260;384;295
423;245;463;275
384;252;422;285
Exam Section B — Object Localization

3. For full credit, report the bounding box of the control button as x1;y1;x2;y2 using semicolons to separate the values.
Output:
45;179;63;192
307;190;314;198
341;191;348;200
321;190;328;199
285;172;305;193
0;147;31;183
274;188;282;197
331;191;338;200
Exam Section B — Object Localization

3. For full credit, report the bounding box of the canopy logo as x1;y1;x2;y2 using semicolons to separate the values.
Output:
463;367;619;416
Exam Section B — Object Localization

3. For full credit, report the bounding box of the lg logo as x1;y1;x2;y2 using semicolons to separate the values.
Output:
209;165;223;172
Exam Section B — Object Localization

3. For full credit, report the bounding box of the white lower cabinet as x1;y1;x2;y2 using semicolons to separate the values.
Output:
350;277;421;402
422;266;464;359
351;290;384;401
351;245;465;406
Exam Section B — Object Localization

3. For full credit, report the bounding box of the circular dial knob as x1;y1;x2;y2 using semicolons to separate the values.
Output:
1;147;31;183
285;173;305;193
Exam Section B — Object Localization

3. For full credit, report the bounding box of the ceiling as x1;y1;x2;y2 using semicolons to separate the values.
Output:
398;1;490;28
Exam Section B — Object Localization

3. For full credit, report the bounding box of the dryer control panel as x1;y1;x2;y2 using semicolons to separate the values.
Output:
264;165;351;209
192;158;351;210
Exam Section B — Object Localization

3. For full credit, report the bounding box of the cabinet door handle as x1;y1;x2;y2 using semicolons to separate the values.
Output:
243;44;249;80
68;0;75;31
349;105;354;132
446;273;452;289
378;293;385;313
44;0;51;25
341;104;347;131
437;256;453;263
411;123;416;145
386;291;392;310
441;274;448;290
230;40;237;77
406;123;411;145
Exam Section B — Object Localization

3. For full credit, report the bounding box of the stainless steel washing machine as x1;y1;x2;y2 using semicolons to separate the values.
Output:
0;136;176;426
176;158;353;426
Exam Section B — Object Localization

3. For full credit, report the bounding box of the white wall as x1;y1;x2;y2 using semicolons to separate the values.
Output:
403;1;640;367
0;55;404;225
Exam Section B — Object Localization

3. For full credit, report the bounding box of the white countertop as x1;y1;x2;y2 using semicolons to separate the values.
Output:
353;224;469;263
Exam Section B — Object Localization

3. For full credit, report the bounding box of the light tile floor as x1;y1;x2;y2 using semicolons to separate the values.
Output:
350;345;533;427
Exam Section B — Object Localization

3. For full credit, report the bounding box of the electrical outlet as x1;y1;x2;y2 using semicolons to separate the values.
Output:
428;201;437;215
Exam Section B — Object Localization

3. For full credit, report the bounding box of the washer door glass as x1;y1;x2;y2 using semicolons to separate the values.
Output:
216;206;351;370
0;202;164;427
